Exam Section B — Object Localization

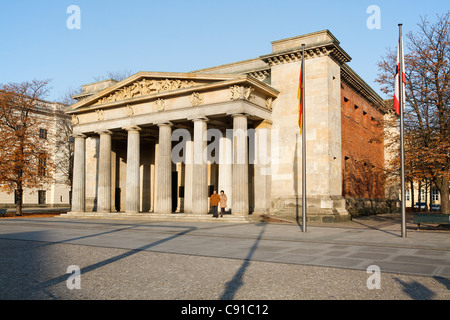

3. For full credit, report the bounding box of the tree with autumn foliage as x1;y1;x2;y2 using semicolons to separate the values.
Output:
0;80;55;215
376;12;450;214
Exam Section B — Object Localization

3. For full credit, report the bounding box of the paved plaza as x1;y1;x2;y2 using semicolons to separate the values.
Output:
0;214;448;301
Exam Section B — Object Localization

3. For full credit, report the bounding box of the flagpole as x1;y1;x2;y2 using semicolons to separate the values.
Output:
301;44;307;232
399;23;407;238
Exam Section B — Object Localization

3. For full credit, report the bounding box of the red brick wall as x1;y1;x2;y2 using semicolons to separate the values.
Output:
341;83;385;199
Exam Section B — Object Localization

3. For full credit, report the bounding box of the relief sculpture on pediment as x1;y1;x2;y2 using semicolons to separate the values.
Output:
95;78;198;105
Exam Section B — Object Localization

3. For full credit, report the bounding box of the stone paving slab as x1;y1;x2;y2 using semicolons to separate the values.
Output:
0;237;448;301
0;217;449;301
0;217;448;279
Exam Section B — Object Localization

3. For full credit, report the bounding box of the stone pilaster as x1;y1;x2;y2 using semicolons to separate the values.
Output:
72;134;86;212
124;126;141;213
232;114;249;215
97;130;112;213
155;123;172;213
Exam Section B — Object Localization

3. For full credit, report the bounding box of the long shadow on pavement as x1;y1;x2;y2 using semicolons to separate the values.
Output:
219;223;266;300
0;223;197;299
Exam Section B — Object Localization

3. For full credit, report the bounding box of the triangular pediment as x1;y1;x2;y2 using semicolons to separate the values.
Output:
94;78;198;105
66;72;258;113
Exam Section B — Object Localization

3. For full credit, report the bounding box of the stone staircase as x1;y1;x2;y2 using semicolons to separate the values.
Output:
59;212;266;223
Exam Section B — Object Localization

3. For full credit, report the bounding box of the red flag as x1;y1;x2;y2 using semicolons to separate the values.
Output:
394;31;406;115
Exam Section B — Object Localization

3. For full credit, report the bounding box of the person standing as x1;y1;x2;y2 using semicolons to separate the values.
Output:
219;190;227;217
210;190;220;218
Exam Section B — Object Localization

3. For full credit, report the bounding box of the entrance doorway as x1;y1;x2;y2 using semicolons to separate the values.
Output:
38;190;46;205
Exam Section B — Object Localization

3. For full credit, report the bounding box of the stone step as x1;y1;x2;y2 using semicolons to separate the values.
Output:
59;212;265;223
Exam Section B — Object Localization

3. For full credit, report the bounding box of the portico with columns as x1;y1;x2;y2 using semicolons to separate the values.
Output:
65;72;278;219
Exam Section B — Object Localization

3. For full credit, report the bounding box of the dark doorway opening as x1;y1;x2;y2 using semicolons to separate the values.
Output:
115;188;121;212
172;171;178;212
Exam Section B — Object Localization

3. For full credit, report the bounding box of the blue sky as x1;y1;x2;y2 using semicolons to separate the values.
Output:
0;0;448;102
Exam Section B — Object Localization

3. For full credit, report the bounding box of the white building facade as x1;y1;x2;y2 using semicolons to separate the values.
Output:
0;100;72;209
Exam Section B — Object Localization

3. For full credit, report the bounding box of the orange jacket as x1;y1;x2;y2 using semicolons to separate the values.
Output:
210;193;220;206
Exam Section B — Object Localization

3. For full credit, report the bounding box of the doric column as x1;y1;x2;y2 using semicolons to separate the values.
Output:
150;142;157;212
97;130;112;213
218;130;232;211
183;135;193;213
72;134;86;212
124;126;141;213
191;118;208;214
232;114;249;215
155;123;172;213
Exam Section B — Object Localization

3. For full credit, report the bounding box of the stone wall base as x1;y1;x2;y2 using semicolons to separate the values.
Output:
344;197;399;217
266;195;350;222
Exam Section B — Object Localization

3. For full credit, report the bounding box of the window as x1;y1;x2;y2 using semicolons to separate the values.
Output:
432;189;439;201
39;128;47;140
420;189;425;201
38;153;47;176
405;189;410;201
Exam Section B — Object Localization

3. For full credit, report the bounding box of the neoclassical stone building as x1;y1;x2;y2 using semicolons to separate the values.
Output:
0;99;71;209
64;30;393;222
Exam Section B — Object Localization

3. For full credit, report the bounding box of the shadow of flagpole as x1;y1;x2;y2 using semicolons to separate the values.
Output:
219;224;266;300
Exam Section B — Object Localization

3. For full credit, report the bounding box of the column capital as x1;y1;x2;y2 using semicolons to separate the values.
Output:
228;112;249;118
71;133;87;139
96;129;113;135
188;116;208;122
155;121;173;127
122;125;141;132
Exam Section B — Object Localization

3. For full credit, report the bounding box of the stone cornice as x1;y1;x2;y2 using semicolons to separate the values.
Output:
72;92;94;101
246;67;271;82
260;40;351;66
